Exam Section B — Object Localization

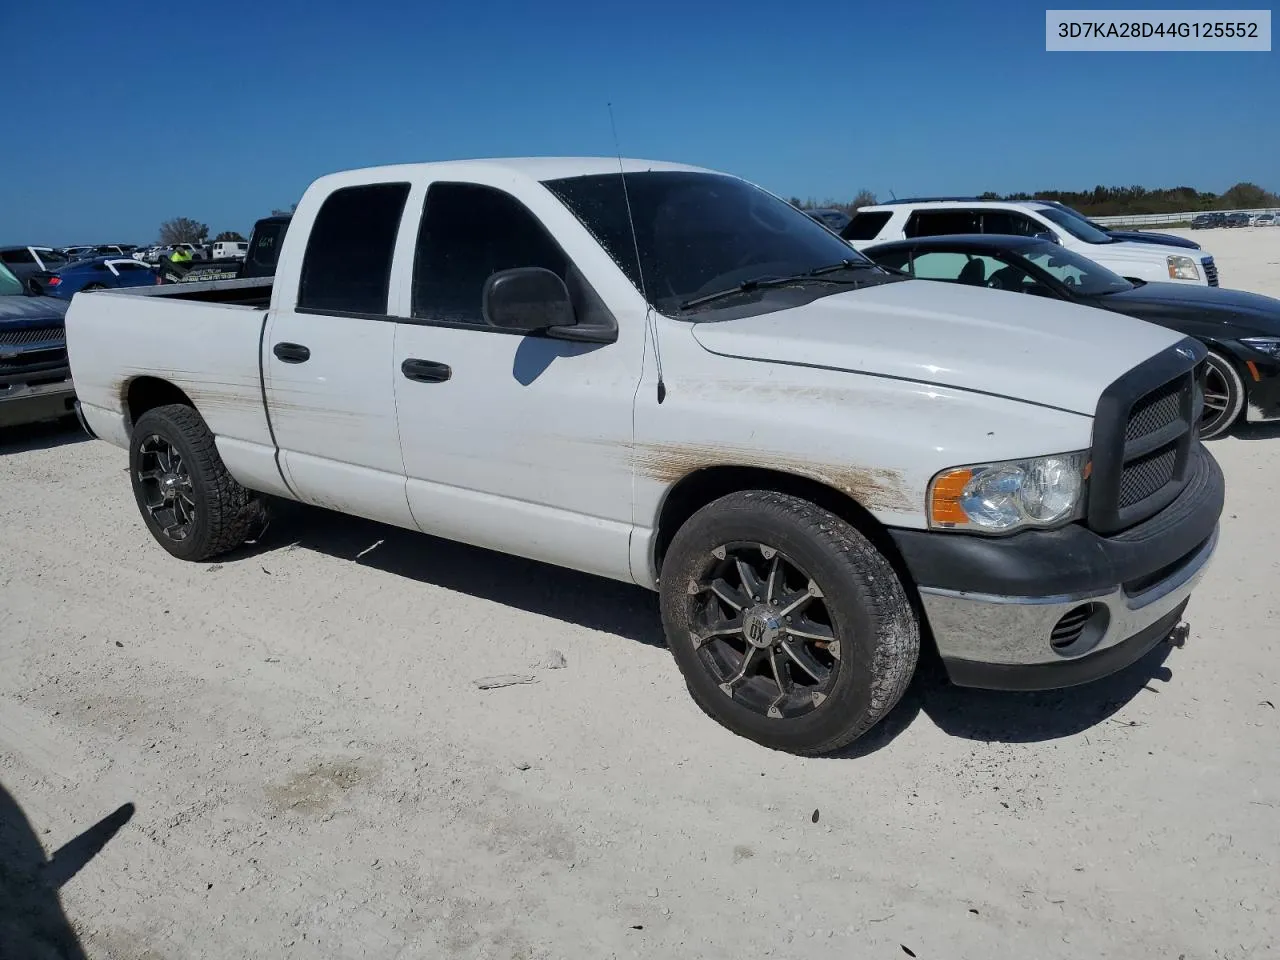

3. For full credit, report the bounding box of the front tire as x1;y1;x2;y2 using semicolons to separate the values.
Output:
1200;350;1246;440
659;491;919;755
129;404;265;560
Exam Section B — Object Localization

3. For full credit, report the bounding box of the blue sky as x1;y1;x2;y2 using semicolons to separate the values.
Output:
4;0;1276;243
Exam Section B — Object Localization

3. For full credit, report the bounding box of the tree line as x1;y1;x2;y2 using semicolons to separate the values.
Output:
791;181;1279;217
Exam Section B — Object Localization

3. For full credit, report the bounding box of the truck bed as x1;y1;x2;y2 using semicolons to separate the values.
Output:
136;276;273;307
66;287;278;491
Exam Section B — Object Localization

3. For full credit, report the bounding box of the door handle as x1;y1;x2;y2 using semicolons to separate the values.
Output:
401;358;452;383
273;342;311;363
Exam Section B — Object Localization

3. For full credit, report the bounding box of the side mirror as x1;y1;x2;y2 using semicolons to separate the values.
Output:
482;267;574;333
1033;231;1060;244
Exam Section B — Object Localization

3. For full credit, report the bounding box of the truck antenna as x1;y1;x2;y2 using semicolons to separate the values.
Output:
889;188;897;200
609;102;665;403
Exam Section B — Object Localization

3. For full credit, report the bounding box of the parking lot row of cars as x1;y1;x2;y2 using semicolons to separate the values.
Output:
1191;211;1277;229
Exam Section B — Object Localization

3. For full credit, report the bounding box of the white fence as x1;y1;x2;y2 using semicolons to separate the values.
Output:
1092;208;1280;227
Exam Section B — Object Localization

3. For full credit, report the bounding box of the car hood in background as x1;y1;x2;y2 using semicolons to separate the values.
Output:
1106;229;1200;250
0;295;70;324
1102;282;1280;335
1092;239;1209;265
689;280;1182;416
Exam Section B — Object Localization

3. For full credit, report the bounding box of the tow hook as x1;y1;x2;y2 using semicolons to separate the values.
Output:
1166;621;1190;648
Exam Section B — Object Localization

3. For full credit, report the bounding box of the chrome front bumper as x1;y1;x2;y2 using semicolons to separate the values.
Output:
921;526;1218;689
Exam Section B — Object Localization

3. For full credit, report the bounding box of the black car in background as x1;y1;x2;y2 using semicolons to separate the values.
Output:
1224;212;1251;228
806;208;851;232
1191;213;1227;229
862;234;1280;439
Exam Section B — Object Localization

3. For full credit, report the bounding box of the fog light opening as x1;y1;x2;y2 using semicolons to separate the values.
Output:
1050;603;1109;657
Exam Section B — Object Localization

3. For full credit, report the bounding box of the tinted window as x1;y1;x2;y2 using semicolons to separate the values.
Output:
1;248;36;265
37;250;68;266
244;220;289;278
298;183;409;314
113;261;148;271
980;211;1041;237
544;171;880;315
413;183;570;325
904;209;980;238
842;211;892;241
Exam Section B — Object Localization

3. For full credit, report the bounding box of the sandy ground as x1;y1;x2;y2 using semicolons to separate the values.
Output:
2;226;1278;960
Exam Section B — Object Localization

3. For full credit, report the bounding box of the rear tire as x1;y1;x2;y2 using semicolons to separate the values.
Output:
129;404;266;561
659;490;919;755
82;283;106;291
1200;350;1245;440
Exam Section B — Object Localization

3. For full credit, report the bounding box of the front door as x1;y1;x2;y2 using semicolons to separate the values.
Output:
262;180;414;529
390;180;642;582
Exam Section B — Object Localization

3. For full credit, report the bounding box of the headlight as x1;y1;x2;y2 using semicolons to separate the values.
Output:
1240;337;1280;360
929;452;1089;534
1167;255;1200;281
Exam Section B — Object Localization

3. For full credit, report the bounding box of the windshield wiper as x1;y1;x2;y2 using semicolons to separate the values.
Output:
679;261;884;311
805;258;881;277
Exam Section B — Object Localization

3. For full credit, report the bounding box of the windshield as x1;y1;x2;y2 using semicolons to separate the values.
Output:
0;262;24;295
543;172;881;315
1023;242;1132;295
1036;206;1114;244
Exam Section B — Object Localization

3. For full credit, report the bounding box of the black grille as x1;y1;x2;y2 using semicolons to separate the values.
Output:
1119;444;1178;508
0;326;64;346
0;347;68;374
1124;379;1182;442
1088;342;1203;534
1202;257;1218;287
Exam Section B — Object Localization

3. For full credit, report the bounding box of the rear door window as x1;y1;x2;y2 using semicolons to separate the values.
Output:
1;248;36;265
841;211;892;241
980;211;1041;237
245;220;289;278
904;209;980;238
298;183;410;314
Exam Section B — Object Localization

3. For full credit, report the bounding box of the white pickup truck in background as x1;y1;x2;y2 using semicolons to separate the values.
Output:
66;158;1223;754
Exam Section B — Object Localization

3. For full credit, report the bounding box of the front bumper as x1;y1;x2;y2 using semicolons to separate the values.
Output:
890;445;1224;691
0;378;77;428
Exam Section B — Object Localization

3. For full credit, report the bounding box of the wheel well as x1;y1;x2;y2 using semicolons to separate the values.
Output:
123;377;194;429
655;466;907;578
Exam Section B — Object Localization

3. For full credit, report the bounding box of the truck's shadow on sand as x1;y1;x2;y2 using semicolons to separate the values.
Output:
836;641;1176;758
0;417;88;455
245;500;1176;756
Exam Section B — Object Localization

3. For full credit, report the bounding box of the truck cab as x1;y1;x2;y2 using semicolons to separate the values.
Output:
65;159;1222;755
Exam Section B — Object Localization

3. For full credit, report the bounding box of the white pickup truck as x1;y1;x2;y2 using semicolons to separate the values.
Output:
66;158;1224;755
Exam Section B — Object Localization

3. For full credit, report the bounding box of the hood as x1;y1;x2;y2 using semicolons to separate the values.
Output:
1104;282;1280;335
689;280;1182;416
0;295;69;325
1106;229;1200;250
1087;239;1204;265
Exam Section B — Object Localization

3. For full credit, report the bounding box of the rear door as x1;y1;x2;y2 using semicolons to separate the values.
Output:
261;180;415;528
